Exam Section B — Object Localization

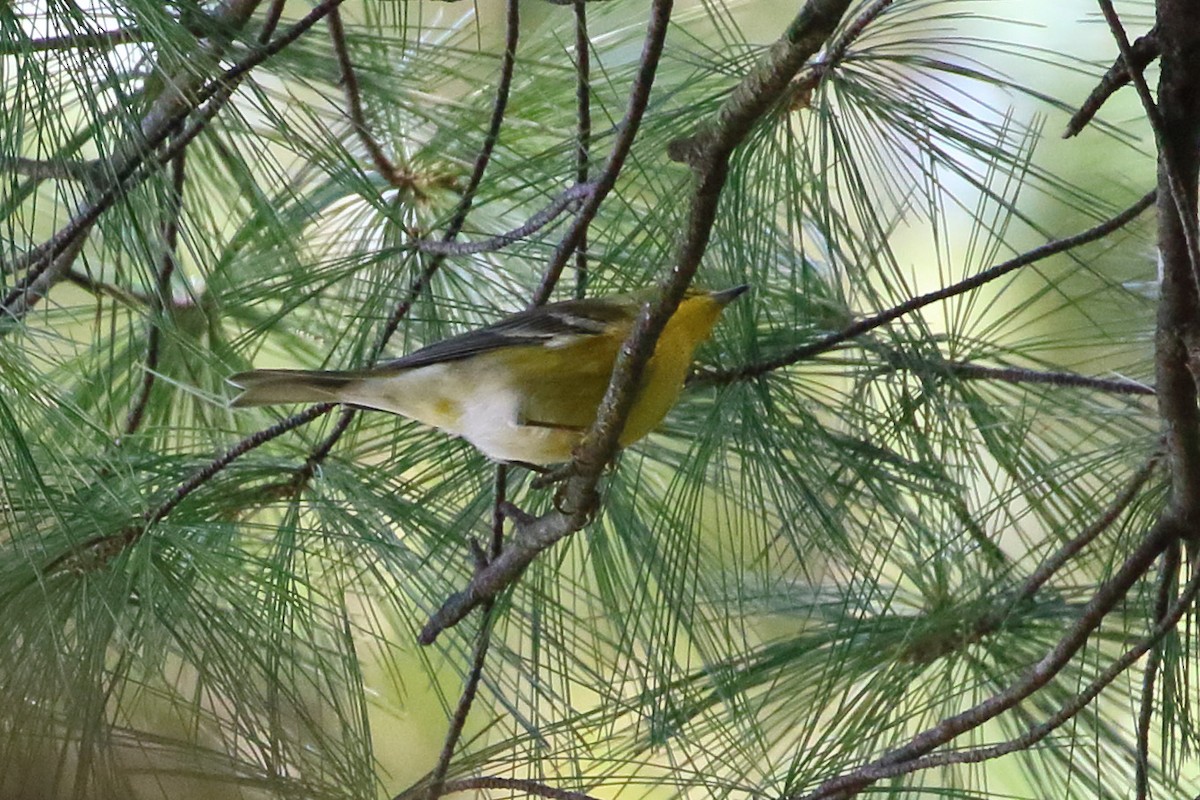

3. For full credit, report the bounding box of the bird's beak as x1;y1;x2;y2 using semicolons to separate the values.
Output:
712;284;750;305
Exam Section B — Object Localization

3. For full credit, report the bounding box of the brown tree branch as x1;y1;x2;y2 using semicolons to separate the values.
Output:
327;7;409;188
573;0;592;299
420;0;856;646
1149;0;1200;536
902;456;1163;664
690;190;1156;387
0;0;263;304
1064;28;1159;139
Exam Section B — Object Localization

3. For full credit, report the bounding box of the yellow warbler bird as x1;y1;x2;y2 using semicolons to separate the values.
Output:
229;285;747;464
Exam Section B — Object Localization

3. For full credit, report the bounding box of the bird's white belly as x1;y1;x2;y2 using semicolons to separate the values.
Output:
456;376;580;464
349;362;570;464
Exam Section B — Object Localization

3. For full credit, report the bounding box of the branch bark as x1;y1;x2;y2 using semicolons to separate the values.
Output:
1151;0;1200;537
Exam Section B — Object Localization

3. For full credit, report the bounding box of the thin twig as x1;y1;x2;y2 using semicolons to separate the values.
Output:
420;0;856;646
798;549;1200;795
573;0;592;300
418;467;508;800
125;144;188;435
2;156;104;183
1136;542;1180;800
63;269;155;307
795;520;1178;800
1064;28;1159;139
258;0;288;41
409;776;603;800
529;0;675;305
691;190;1156;387
945;362;1154;396
328;6;406;186
1015;456;1161;605
411;184;593;256
1;26;145;54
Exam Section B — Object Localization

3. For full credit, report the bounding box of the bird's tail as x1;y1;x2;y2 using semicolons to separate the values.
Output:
227;369;362;407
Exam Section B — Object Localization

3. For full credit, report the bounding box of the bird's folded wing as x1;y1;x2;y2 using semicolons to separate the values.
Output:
376;297;632;372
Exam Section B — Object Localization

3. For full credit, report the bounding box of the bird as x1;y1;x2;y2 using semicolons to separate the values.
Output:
228;285;747;465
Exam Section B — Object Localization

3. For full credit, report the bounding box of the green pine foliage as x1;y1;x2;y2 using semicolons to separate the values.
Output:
0;0;1186;799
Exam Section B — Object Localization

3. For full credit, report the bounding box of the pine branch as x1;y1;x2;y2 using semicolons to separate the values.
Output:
796;519;1178;800
1015;456;1162;604
45;404;334;576
284;0;524;493
1064;28;1160;138
530;0;676;304
0;0;345;326
690;190;1156;387
1149;0;1200;533
573;0;592;299
801;548;1200;793
420;0;856;646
